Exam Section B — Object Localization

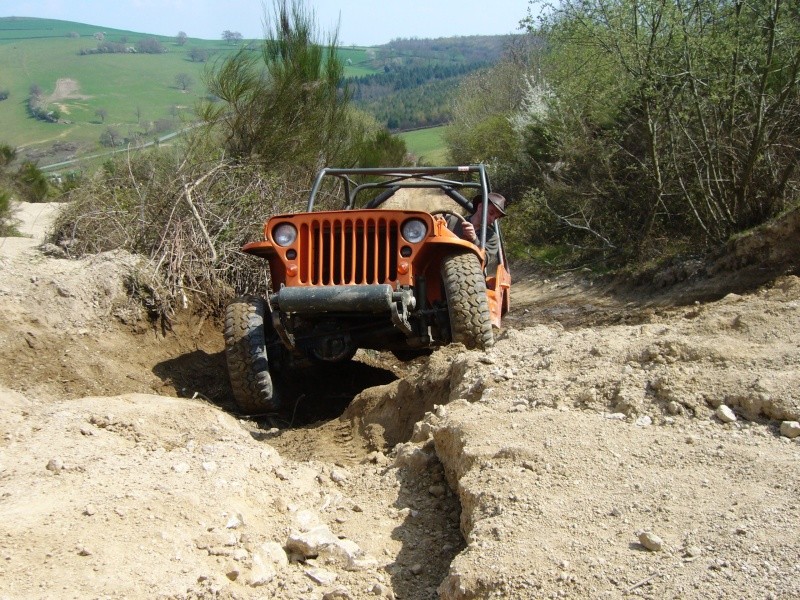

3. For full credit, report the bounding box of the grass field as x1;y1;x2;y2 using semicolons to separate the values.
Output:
398;126;450;164
0;17;381;167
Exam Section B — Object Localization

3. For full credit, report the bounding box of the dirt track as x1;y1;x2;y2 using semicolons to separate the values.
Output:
1;202;798;599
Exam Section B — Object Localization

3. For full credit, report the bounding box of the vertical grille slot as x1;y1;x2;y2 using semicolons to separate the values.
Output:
300;216;399;285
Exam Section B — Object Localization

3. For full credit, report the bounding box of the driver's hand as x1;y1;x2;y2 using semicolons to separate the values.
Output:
461;222;477;242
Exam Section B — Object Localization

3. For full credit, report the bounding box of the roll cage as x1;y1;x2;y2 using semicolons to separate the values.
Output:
306;165;501;253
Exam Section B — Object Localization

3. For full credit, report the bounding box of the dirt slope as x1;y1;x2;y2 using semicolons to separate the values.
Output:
0;202;798;599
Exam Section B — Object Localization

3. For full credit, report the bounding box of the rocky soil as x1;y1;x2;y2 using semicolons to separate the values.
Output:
1;202;798;599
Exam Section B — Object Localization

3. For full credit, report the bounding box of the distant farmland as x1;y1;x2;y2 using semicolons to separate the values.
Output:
399;126;449;164
0;17;379;167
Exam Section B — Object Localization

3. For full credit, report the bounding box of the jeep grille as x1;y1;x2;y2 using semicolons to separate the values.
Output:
298;216;400;285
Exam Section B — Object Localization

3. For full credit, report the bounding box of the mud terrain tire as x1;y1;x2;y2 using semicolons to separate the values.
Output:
224;296;280;413
441;252;494;350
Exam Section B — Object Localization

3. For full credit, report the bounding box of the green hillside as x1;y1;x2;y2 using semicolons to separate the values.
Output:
0;17;380;168
0;17;507;170
399;126;449;164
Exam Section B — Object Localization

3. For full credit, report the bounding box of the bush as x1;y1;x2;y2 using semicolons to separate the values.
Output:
16;162;49;202
135;38;166;54
188;48;209;62
0;89;8;101
0;189;16;236
50;141;309;316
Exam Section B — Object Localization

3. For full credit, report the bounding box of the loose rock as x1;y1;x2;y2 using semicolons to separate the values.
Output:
639;531;664;551
779;421;800;438
716;405;737;423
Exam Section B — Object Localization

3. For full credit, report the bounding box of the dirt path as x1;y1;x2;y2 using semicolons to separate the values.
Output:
0;202;798;599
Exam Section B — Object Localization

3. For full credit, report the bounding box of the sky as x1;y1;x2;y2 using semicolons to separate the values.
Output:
1;0;532;46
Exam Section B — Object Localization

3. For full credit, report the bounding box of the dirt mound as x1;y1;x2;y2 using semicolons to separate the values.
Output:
1;201;799;599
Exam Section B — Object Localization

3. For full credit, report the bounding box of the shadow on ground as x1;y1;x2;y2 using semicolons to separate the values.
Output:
153;350;398;427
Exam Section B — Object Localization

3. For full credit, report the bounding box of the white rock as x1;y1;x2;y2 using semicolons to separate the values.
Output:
639;531;663;551
779;421;800;439
248;553;277;587
293;509;322;532
685;545;702;558
330;468;350;484
46;458;64;473
605;413;627;421
393;443;433;472
716;405;737;423
256;541;289;569
172;462;190;474
323;588;354;600
286;525;340;558
635;416;653;427
318;538;367;571
225;512;244;529
349;556;379;571
305;567;338;585
370;582;390;596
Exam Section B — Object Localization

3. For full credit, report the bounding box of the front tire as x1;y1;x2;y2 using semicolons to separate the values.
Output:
224;296;281;413
441;252;494;350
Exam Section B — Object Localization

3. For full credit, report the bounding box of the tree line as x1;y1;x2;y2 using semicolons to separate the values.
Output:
447;0;800;266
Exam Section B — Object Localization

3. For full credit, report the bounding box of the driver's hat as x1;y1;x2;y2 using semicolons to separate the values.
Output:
473;192;507;216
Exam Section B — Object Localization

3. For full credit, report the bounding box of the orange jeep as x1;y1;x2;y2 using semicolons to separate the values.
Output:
224;165;511;413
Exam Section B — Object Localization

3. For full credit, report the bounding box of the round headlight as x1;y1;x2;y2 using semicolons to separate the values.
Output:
401;218;428;244
272;223;297;247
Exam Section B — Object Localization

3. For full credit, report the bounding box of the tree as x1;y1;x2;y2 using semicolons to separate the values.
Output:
176;31;188;46
203;1;355;169
16;162;49;201
511;0;800;260
99;127;123;147
0;144;16;167
188;47;209;62
175;73;194;91
135;37;166;54
95;108;108;123
221;30;243;44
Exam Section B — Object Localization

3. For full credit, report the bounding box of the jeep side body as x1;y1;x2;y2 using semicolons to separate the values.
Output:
224;165;511;413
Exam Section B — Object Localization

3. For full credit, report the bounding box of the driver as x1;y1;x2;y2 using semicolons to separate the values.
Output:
448;192;507;273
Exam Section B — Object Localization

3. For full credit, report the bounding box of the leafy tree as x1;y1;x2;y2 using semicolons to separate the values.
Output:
95;108;108;123
500;0;800;262
0;144;16;167
188;47;209;62
176;31;188;46
175;73;194;91
203;0;355;169
0;188;12;236
100;127;123;147
353;129;407;167
222;30;243;44
16;162;49;202
135;38;166;54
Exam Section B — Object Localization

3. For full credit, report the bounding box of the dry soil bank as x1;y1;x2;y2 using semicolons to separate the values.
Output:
0;202;798;599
